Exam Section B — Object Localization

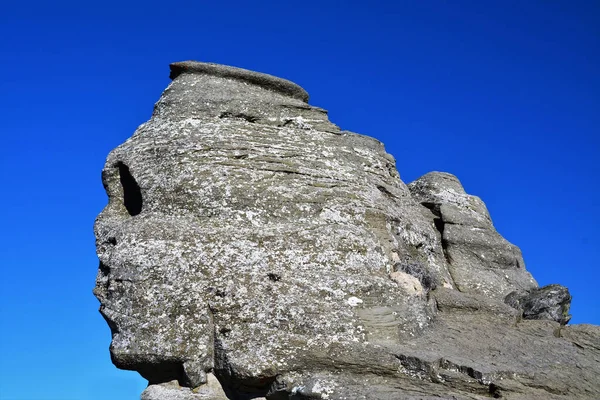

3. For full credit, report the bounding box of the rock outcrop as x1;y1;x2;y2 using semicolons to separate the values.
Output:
505;284;573;324
94;61;600;399
407;172;538;301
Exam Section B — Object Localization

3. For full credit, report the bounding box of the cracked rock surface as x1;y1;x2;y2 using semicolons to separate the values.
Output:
94;61;600;399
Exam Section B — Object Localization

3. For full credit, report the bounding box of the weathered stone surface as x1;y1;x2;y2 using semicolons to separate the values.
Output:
94;61;600;399
408;171;538;300
505;284;572;324
142;375;231;400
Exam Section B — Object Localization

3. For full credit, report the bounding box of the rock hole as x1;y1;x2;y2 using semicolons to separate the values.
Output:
488;383;502;398
117;162;143;216
219;112;259;123
267;273;281;282
107;237;117;246
219;327;232;337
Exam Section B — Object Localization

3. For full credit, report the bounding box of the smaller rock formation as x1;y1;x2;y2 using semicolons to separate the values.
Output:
505;284;572;324
408;172;538;300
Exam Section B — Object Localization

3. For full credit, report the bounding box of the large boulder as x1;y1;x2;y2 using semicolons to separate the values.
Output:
94;62;600;399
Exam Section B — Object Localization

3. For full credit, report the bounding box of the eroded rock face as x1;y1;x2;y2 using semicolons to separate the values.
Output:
94;62;600;400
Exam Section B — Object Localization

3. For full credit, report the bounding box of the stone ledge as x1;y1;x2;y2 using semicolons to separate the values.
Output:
169;61;309;102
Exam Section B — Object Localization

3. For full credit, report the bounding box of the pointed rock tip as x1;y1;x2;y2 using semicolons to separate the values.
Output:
169;61;310;103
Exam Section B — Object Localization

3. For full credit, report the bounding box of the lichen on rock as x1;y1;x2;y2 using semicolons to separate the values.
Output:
94;61;600;400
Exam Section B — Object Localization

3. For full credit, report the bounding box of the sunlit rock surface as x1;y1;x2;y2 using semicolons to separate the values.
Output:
94;62;599;399
407;171;538;300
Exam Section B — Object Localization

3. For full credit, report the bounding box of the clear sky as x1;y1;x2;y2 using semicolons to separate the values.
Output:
0;1;598;399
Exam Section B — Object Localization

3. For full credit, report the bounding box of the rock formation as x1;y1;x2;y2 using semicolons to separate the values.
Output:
94;61;600;399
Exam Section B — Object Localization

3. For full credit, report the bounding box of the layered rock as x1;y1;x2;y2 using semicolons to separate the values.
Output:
408;172;538;300
94;61;600;399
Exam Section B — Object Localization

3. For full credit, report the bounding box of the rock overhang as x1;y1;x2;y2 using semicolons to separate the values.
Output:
169;61;310;102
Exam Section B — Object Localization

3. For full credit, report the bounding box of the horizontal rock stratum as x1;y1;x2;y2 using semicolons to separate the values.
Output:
94;61;599;399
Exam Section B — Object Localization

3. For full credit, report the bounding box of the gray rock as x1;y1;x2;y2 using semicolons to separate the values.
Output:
408;171;538;300
505;284;572;324
432;286;521;323
141;374;231;400
94;60;447;391
94;61;600;400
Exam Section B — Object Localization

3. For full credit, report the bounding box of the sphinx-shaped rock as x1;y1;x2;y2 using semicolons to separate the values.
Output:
94;61;451;390
94;62;600;399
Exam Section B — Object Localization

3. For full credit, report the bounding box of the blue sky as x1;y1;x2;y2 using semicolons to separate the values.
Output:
0;1;598;399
